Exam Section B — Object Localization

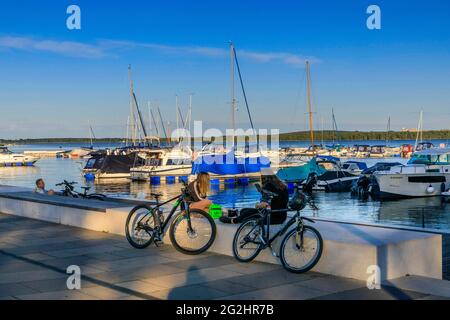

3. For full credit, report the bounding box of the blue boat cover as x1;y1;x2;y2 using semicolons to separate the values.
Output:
191;152;271;175
276;158;327;183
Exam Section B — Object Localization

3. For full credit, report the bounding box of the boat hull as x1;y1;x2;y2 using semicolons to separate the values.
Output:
130;165;192;181
374;173;450;198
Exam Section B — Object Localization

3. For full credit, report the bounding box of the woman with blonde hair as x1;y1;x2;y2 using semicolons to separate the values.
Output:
186;172;212;212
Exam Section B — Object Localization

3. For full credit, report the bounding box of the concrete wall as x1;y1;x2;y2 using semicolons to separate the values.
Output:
0;195;442;281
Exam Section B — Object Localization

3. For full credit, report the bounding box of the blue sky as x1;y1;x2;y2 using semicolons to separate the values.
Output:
1;0;450;138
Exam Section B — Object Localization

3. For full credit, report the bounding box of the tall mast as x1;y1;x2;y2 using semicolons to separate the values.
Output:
230;42;236;144
386;116;391;145
175;95;179;132
128;65;136;145
415;110;423;150
306;61;315;151
148;101;152;138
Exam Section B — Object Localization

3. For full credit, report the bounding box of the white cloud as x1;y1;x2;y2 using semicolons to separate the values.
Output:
0;35;319;66
0;36;106;58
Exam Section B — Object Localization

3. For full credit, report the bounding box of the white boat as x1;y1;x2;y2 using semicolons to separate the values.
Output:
69;147;93;159
373;148;450;199
130;145;193;181
0;146;39;166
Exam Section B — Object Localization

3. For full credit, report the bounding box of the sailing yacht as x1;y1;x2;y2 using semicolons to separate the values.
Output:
191;42;271;181
82;65;161;179
373;148;450;199
0;146;39;166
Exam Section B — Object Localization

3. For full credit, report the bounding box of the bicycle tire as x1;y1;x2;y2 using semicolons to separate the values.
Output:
279;225;323;273
169;209;216;255
125;204;157;249
232;218;264;263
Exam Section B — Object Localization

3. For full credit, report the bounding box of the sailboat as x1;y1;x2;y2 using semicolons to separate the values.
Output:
130;95;194;181
69;126;96;159
191;42;270;181
82;65;162;179
414;110;434;152
276;62;359;191
369;117;400;158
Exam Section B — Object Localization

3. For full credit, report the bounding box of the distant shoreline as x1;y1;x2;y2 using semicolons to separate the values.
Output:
1;130;450;145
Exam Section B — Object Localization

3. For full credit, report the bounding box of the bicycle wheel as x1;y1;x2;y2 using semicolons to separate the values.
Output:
279;225;323;273
232;218;263;263
125;204;157;249
169;209;216;255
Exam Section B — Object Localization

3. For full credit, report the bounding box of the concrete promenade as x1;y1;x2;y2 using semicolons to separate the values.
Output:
1;213;450;300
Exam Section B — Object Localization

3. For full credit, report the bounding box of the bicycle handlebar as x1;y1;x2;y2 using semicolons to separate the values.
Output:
56;180;78;187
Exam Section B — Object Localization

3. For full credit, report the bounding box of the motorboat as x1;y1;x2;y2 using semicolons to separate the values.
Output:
350;145;371;158
130;145;193;181
350;161;403;196
300;157;360;192
0;146;39;166
83;146;160;179
373;148;450;199
341;161;367;174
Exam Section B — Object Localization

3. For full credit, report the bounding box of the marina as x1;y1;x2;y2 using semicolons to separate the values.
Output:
2;140;450;231
2;0;450;303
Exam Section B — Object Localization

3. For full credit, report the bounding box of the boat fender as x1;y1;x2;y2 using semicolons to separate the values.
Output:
441;183;446;192
426;185;435;194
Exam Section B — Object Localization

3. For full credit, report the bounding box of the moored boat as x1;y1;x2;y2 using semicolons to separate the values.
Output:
373;148;450;199
0;146;39;167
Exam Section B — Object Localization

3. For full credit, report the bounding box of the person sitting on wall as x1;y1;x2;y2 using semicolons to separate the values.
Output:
34;179;55;196
186;172;212;212
220;168;289;225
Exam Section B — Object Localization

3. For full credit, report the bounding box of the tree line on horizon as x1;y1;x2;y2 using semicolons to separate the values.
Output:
1;130;450;144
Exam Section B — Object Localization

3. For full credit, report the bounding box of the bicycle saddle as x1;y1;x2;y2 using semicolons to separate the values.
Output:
150;192;163;199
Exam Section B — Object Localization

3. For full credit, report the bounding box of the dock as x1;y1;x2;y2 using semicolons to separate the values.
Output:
23;150;68;158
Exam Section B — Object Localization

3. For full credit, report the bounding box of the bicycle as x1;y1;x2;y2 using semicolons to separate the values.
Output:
125;181;217;255
232;184;323;273
56;180;106;201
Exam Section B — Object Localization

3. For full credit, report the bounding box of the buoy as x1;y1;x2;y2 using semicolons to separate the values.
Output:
426;185;435;194
210;179;220;185
85;173;95;181
150;176;161;185
224;179;236;186
178;176;188;183
238;178;249;185
166;176;176;184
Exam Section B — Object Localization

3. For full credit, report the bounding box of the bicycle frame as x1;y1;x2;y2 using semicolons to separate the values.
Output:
136;192;194;236
247;208;316;249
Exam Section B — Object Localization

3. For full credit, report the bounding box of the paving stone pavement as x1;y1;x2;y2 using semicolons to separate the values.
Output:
0;213;449;300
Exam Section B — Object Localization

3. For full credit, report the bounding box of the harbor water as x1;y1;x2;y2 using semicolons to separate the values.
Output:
1;141;450;231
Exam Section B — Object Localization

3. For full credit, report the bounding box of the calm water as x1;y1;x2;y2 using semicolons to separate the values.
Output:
2;141;450;231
